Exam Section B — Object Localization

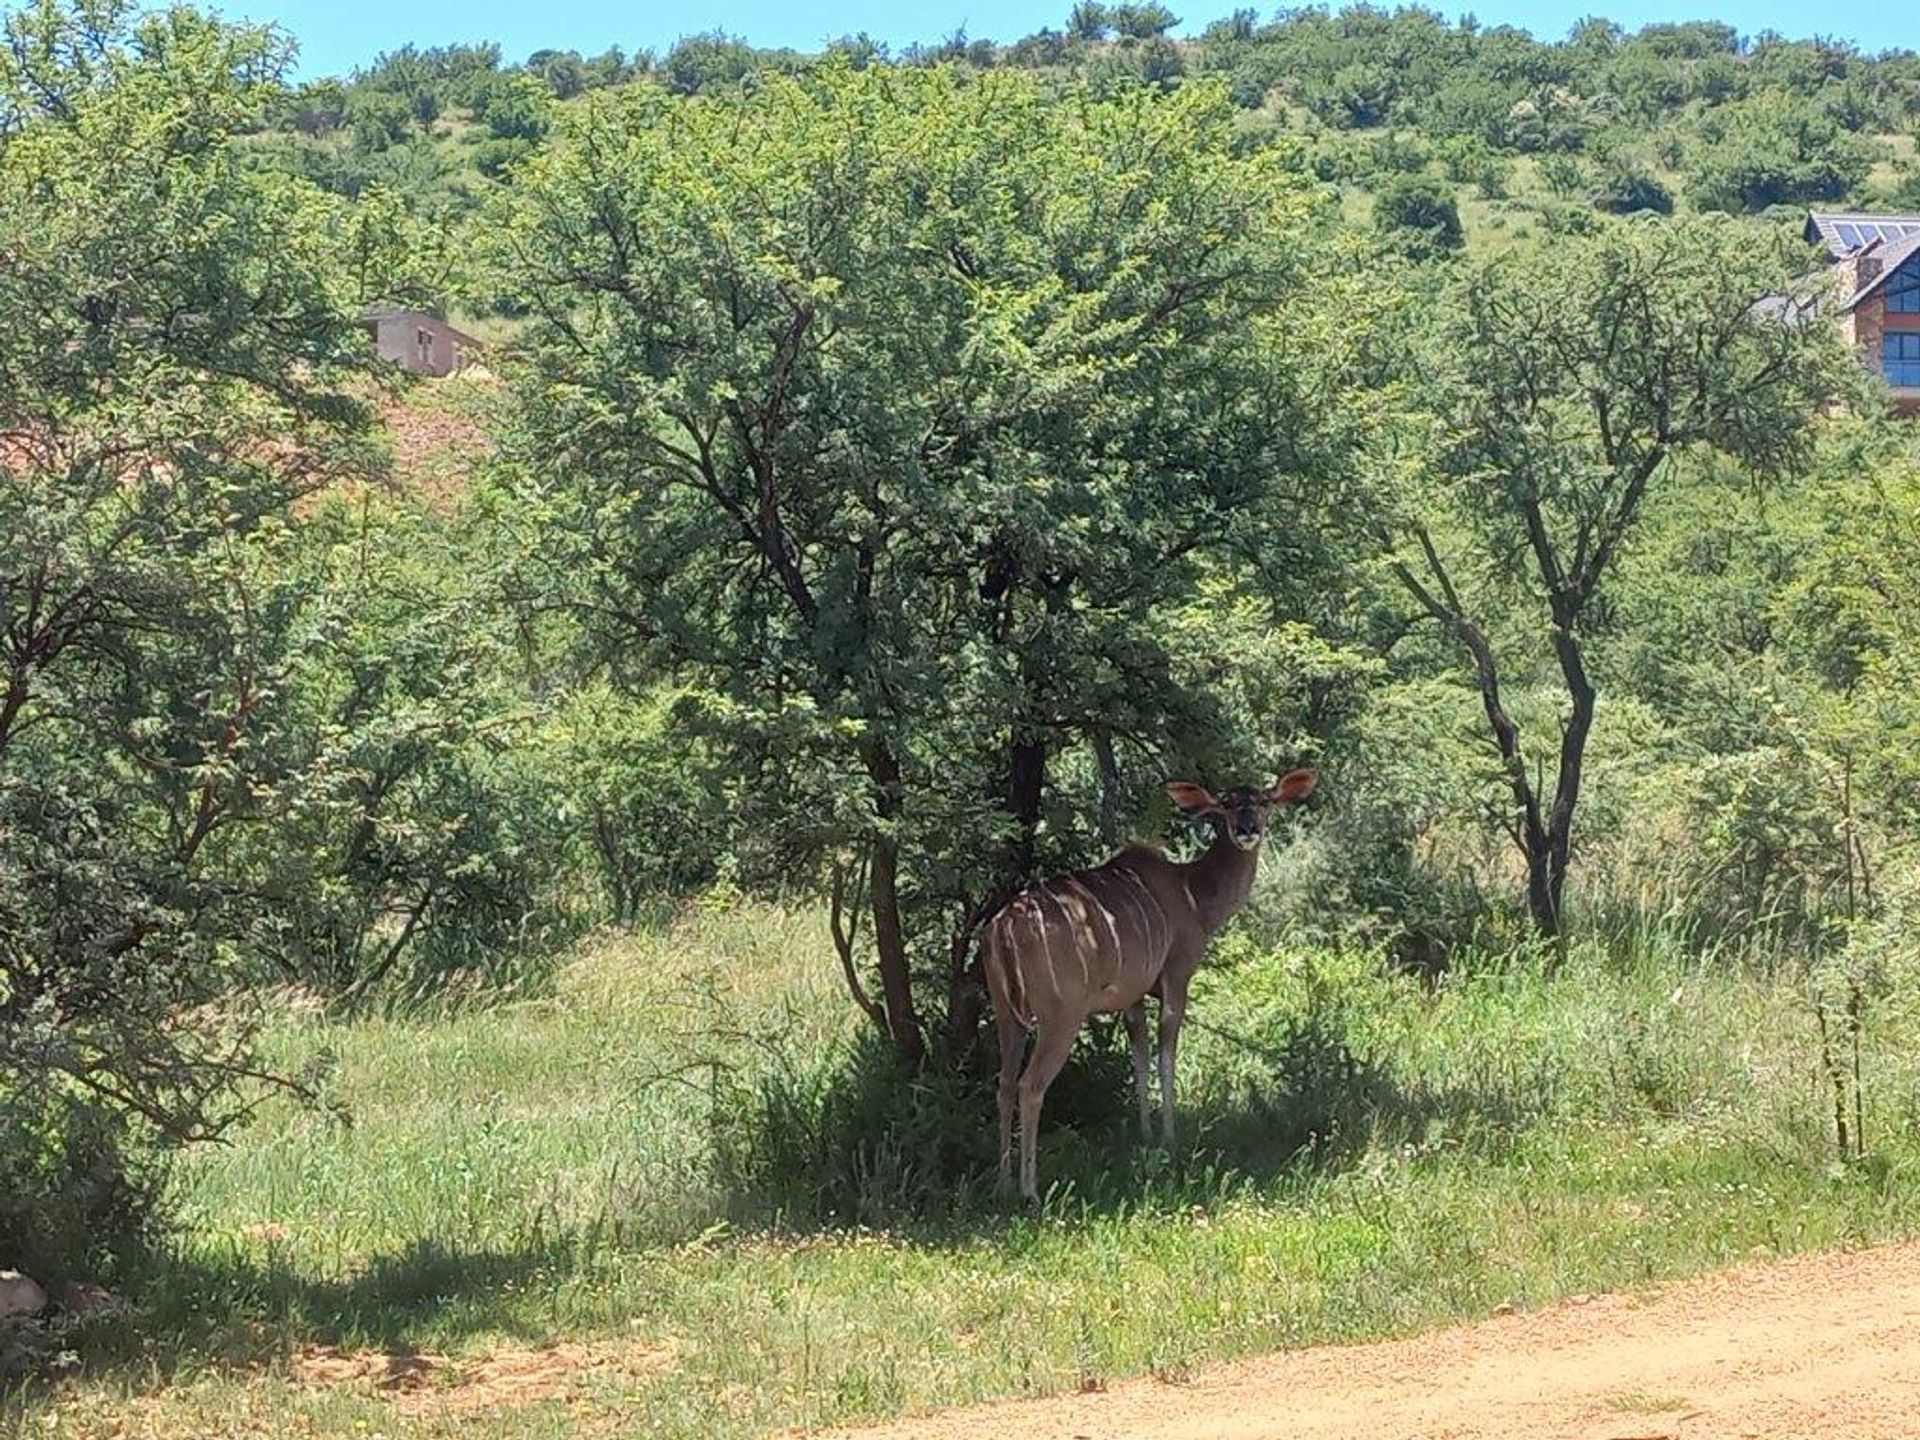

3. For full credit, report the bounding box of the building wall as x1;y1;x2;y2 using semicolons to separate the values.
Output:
1831;252;1920;415
366;312;465;377
1885;304;1920;417
1836;251;1880;351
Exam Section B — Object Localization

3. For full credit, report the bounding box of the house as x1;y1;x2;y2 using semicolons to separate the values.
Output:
361;307;485;378
1806;211;1920;413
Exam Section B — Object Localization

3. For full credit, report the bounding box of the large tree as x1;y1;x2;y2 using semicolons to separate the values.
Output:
1374;216;1856;941
0;0;408;1273
487;65;1365;1063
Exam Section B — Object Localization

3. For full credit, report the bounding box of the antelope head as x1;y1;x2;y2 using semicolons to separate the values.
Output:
1165;769;1317;852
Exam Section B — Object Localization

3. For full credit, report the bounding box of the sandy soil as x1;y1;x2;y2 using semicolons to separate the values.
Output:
289;1336;676;1416
822;1241;1920;1440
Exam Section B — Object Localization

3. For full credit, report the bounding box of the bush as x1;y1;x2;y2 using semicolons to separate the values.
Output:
1372;174;1464;260
1688;93;1873;212
664;32;771;95
1592;158;1674;214
707;1022;1141;1224
219;496;579;998
471;72;550;141
1438;136;1511;198
0;1079;161;1286
545;683;737;920
1539;151;1590;198
1366;131;1433;175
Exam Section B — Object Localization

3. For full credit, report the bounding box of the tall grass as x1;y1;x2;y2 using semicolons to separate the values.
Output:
14;903;1920;1439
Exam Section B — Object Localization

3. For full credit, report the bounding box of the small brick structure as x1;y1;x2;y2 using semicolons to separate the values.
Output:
362;307;486;378
1806;212;1920;415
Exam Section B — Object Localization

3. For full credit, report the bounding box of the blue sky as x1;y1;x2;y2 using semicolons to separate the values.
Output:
214;1;1912;80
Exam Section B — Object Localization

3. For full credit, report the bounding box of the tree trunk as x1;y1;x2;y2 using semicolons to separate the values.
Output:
1539;611;1597;951
1093;731;1123;846
938;715;1050;1061
1450;611;1558;940
861;737;925;1067
1005;723;1047;883
1524;826;1558;939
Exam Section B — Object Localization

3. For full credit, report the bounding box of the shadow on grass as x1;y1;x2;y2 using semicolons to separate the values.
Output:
700;1007;1535;1231
36;1002;1531;1392
36;1233;597;1393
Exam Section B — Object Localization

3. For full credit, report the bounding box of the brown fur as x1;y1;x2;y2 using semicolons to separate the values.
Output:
983;771;1316;1202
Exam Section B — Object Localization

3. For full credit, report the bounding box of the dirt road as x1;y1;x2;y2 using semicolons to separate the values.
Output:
824;1241;1920;1440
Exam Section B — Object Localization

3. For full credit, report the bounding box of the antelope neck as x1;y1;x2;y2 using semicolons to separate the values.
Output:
1181;825;1260;933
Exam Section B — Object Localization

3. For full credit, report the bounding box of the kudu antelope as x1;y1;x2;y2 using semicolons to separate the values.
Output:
982;770;1317;1202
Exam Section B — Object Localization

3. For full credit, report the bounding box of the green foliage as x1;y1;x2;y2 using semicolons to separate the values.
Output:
1109;4;1179;41
204;496;576;997
1589;153;1674;214
485;65;1370;1058
1688;93;1875;213
662;30;790;95
0;0;422;1278
1538;151;1590;199
543;682;737;919
472;69;550;140
1066;3;1110;42
231;8;1920;242
1372;173;1463;259
0;1076;162;1286
1436;135;1510;199
1372;216;1857;933
1500;86;1594;153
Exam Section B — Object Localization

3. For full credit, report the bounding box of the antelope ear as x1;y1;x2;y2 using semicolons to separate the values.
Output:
1164;781;1220;816
1266;769;1317;805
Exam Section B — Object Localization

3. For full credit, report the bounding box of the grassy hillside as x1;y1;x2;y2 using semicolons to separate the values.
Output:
270;10;1920;307
19;904;1920;1438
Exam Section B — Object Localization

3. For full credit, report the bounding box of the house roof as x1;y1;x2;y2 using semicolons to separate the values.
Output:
1844;230;1920;311
1805;211;1920;258
1751;292;1821;326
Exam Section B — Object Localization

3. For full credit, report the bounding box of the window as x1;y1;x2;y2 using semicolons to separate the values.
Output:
1883;332;1920;388
1886;263;1920;314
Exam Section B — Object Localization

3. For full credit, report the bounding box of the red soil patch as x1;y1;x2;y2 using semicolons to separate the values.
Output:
290;1336;676;1417
379;391;495;509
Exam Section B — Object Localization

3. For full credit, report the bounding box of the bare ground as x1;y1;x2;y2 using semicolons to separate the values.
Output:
288;1336;677;1417
821;1241;1920;1440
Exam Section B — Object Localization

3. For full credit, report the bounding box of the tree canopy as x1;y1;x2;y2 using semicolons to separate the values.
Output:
485;65;1373;1059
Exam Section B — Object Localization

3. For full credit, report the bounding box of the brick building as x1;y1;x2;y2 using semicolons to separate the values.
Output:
361;307;485;378
1806;211;1920;414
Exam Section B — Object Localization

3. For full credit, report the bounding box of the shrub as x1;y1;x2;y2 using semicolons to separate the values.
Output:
1592;158;1674;214
706;1019;1143;1223
1688;94;1873;212
1539;151;1590;199
0;1077;161;1286
545;683;738;920
1373;174;1464;259
1438;136;1511;198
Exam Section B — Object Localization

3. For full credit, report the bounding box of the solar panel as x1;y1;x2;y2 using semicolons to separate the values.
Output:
1814;214;1920;257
